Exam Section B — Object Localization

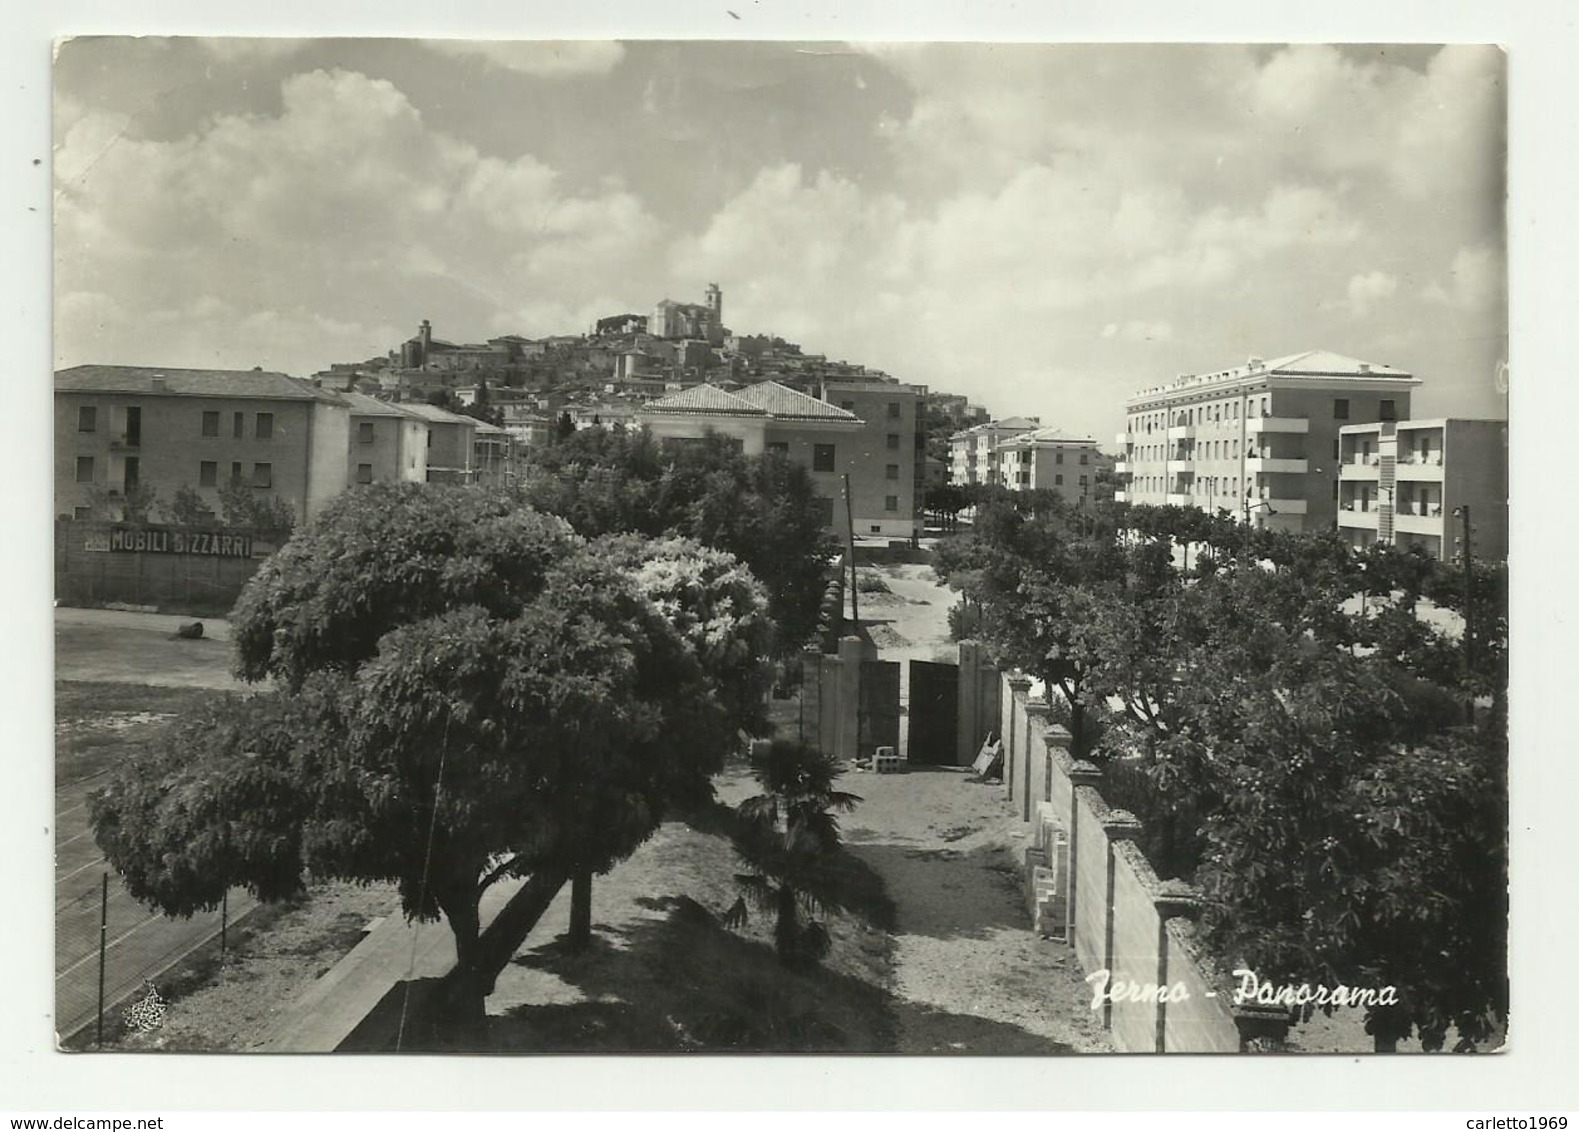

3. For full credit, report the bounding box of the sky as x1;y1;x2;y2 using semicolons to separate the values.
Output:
53;39;1508;441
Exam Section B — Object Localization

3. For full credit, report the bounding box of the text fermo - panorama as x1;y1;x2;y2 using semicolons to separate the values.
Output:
1084;968;1400;1010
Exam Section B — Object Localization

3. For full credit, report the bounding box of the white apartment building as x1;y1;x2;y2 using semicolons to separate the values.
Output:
994;427;1101;504
1116;350;1420;533
948;416;1040;487
1336;417;1508;561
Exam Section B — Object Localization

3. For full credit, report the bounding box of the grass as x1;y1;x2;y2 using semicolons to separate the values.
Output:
55;680;234;786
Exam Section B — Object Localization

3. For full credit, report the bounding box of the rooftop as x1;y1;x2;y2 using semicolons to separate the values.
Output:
995;427;1098;449
55;364;346;405
1128;350;1418;403
397;402;479;426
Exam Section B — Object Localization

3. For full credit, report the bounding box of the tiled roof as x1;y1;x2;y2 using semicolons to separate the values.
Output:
997;427;1096;448
640;384;768;417
732;381;860;421
340;391;414;418
54;364;346;404
398;402;478;426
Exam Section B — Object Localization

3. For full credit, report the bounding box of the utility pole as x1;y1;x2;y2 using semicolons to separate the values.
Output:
1456;504;1475;725
843;472;859;632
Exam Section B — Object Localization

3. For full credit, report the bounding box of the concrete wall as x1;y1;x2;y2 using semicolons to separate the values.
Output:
999;671;1290;1052
348;412;427;486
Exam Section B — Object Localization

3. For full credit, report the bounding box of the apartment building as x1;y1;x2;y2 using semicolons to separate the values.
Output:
1115;350;1420;533
342;391;430;487
818;378;927;539
994;427;1101;504
1336;418;1508;561
637;381;871;535
396;402;480;484
948;416;1041;487
55;365;351;524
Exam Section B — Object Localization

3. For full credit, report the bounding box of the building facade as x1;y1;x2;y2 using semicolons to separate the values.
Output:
1115;351;1420;533
994;427;1101;505
948;416;1041;486
818;378;926;539
637;381;872;535
395;402;480;484
56;365;351;524
1336;417;1508;561
342;391;430;487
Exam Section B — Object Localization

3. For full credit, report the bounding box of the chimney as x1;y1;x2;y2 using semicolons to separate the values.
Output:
1358;362;1372;374
150;374;167;391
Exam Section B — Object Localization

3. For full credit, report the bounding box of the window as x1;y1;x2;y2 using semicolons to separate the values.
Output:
357;463;373;484
1334;398;1350;420
886;433;900;450
1079;475;1089;485
884;495;898;512
75;456;94;484
879;463;897;482
359;421;375;444
766;441;789;456
1079;453;1089;465
199;460;217;487
870;524;882;534
230;461;243;484
886;402;901;419
233;412;244;439
1055;451;1064;464
202;411;220;437
124;407;141;447
812;444;836;472
78;406;96;433
1055;474;1064;486
123;457;140;490
1379;399;1396;421
256;412;274;439
252;462;272;489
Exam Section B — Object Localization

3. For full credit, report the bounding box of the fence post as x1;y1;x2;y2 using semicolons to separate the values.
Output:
96;872;108;1047
1022;696;1049;822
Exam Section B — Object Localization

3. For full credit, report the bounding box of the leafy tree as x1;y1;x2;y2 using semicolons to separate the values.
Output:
93;485;771;1023
725;740;862;968
217;479;295;534
162;483;216;527
555;411;576;441
519;427;836;655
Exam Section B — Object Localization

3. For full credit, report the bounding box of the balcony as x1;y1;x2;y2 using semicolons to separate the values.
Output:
1394;509;1444;535
1166;492;1191;506
1245;416;1310;435
1337;506;1379;531
1395;456;1445;482
1166;424;1195;442
1262;498;1307;515
1114;461;1130;475
1339;456;1381;480
1113;490;1129;503
1244;457;1309;475
107;434;140;451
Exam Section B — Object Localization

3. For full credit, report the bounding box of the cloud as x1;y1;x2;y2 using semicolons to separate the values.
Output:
54;68;661;373
1342;270;1399;317
423;41;626;77
1422;244;1505;312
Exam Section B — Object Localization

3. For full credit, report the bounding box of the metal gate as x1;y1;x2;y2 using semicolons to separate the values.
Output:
907;659;959;765
858;659;900;758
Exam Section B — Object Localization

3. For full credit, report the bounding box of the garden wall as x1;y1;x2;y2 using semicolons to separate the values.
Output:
54;521;280;617
1000;674;1290;1053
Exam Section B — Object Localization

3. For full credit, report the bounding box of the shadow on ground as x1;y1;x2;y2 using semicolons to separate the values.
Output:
338;891;1071;1054
841;840;1024;943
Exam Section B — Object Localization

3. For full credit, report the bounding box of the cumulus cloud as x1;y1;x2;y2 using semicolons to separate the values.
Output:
423;40;625;77
54;68;661;373
1423;245;1505;312
1342;270;1399;317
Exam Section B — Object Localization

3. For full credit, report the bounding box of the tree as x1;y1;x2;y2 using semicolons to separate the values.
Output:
555;411;576;441
724;740;862;968
519;427;836;655
163;484;216;527
93;485;772;1024
217;479;295;534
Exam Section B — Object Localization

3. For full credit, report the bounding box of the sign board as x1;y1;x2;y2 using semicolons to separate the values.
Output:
99;527;255;558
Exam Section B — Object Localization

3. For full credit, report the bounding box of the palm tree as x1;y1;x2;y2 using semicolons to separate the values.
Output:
725;741;862;968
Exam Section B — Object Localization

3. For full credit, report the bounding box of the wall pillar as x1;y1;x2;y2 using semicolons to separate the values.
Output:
1098;810;1144;1033
1003;673;1031;802
1022;696;1049;822
836;635;873;762
1152;881;1202;1053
